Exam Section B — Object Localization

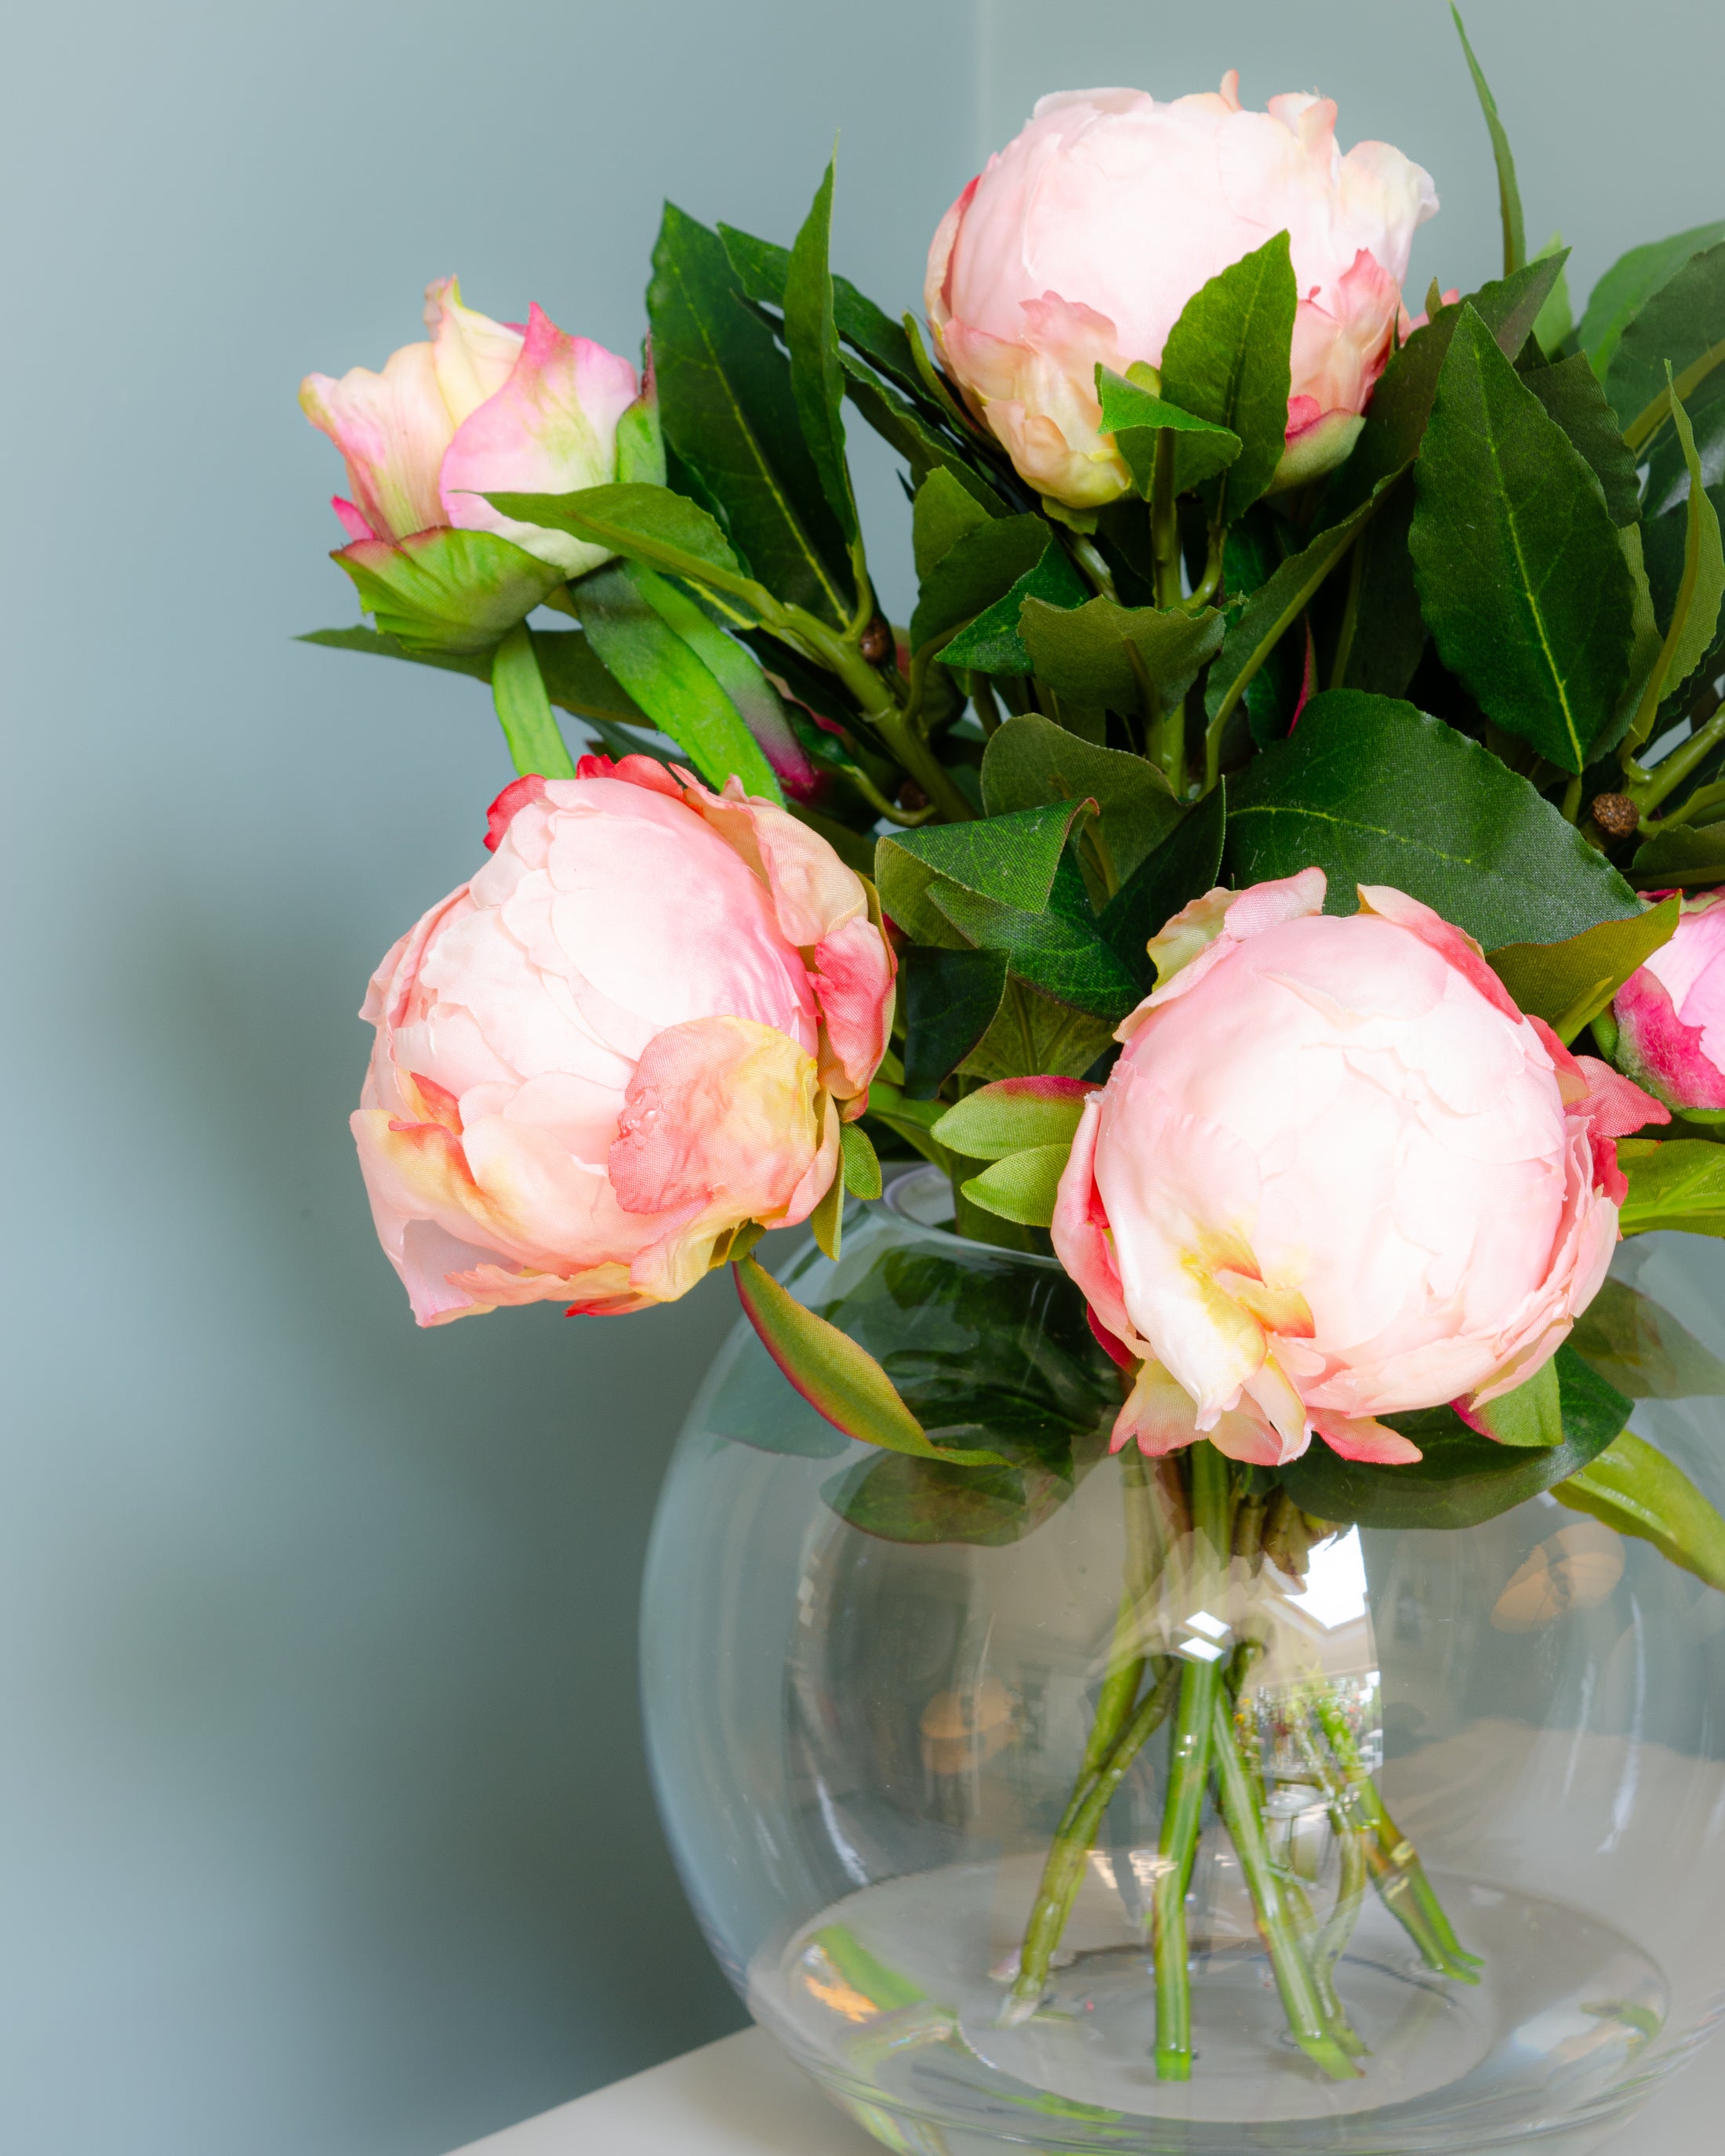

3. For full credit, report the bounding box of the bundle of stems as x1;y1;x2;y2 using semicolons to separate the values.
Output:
1000;1443;1480;2080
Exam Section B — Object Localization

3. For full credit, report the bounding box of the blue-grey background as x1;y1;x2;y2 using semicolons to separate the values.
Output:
3;3;1720;2151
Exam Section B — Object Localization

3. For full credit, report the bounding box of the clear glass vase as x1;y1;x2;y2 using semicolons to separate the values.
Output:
641;1168;1725;2155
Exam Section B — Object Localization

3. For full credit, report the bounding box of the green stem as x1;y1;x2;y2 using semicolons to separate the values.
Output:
1327;532;1366;693
1151;1443;1229;2080
1212;1700;1359;2080
490;623;576;778
968;670;1003;736
1151;430;1181;612
1562;773;1584;824
1310;1692;1480;1982
1628;700;1725;817
1070;533;1118;601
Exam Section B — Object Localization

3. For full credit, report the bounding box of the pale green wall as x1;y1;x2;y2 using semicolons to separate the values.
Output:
2;4;1720;2152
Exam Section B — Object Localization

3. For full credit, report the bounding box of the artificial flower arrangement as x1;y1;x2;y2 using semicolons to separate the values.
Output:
302;12;1725;2109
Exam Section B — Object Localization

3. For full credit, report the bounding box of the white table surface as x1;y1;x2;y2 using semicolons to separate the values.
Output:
449;2021;1722;2155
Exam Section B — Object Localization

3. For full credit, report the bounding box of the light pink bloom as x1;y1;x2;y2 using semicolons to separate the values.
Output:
300;277;640;576
1614;892;1725;1110
353;757;895;1325
926;77;1438;507
1051;873;1664;1468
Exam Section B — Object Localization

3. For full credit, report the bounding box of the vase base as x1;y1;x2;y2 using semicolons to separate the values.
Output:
750;1857;1671;2153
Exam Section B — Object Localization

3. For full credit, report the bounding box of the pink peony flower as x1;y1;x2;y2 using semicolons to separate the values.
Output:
1614;892;1725;1110
300;277;641;575
1051;872;1664;1468
353;757;895;1325
926;77;1438;507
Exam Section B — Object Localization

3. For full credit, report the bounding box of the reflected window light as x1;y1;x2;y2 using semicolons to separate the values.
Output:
1186;1609;1229;1640
1295;1526;1370;1631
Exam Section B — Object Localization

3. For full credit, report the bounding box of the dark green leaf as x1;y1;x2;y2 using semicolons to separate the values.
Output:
1206;498;1374;736
940;537;1090;675
841;355;1008;514
487;479;745;584
1160;232;1297;517
717;221;926;401
735;1254;1008;1464
910;514;1048;652
1451;7;1525;276
1523;354;1641;525
932;849;1142;1022
1569;1276;1725;1399
1640;379;1725;713
1226;691;1641;946
332;529;564;654
1280;1345;1628;1529
1410;307;1633;773
1098;783;1226;988
1096;365;1241;496
1531;233;1574;358
883;799;1095;914
1338;471;1426;698
1632;818;1725;885
1324;256;1567;524
1018;595;1226;720
961;978;1117;1083
980;712;1183;884
1606;241;1725;449
648;203;853;624
1580;223;1725;382
1556;1431;1725;1592
913;466;993;581
1487;896;1680;1042
784;158;859;546
1617;1138;1725;1237
901;946;1010;1098
299;622;652;731
576;562;783;799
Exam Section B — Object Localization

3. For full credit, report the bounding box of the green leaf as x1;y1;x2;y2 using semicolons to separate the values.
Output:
882;799;1095;916
485;480;746;590
823;1452;1068;1547
648;203;853;624
1632;818;1725;886
1606;241;1725;451
841;357;1008;515
939;535;1090;676
490;621;576;779
783;158;859;546
960;979;1117;1085
913;466;993;581
1635;375;1725;723
717;221;926;404
575;562;783;800
1325;256;1567;524
901;946;1009;1098
734;1254;1007;1464
1578;221;1725;384
1531;231;1574;357
1095;365;1241;496
980;712;1183;884
1226;691;1642;946
1556;1430;1725;1592
932;850;1142;1022
1522;353;1641;525
1569;1276;1725;1399
1206;498;1374;739
1338;472;1426;699
1451;7;1525;276
623;563;800;794
1280;1345;1628;1530
960;1145;1070;1228
1097;783;1227;989
1411;306;1633;773
1617;1138;1725;1237
1017;596;1225;724
910;514;1049;652
1464;1358;1562;1447
931;1076;1092;1160
332;528;564;654
838;1120;882;1201
1486;896;1680;1043
613;372;666;488
1160;232;1298;517
297;622;653;731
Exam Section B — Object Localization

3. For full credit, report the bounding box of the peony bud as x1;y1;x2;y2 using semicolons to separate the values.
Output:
353;758;895;1324
925;77;1437;507
300;278;641;578
1614;891;1725;1111
1051;873;1664;1467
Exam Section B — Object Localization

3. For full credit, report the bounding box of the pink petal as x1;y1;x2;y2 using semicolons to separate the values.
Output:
300;339;453;543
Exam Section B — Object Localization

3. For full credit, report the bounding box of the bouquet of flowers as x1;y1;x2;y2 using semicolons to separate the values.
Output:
301;10;1725;2109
